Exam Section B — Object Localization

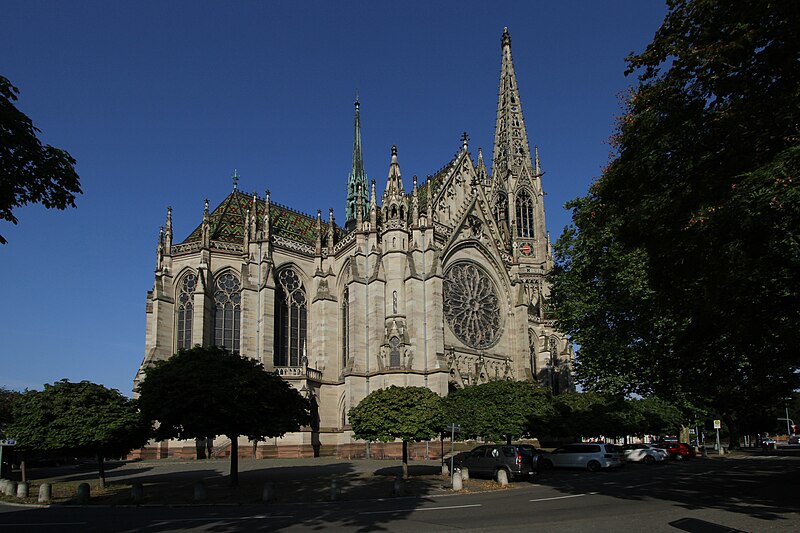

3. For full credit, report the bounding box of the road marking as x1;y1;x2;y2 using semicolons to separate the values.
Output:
0;523;88;527
150;515;294;524
360;503;482;515
530;492;596;502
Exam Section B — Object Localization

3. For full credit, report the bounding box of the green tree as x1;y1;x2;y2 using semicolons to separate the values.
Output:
348;386;443;479
443;380;553;444
8;380;149;487
0;387;21;438
0;75;81;244
136;346;310;486
551;0;800;446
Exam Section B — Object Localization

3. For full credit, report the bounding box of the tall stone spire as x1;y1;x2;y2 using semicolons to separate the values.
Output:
345;97;369;231
491;27;535;184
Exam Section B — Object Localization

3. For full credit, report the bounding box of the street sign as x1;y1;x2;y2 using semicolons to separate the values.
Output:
713;420;721;429
445;424;461;433
0;439;15;446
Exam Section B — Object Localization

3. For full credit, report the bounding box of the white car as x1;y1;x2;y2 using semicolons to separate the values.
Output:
621;443;669;464
542;443;624;472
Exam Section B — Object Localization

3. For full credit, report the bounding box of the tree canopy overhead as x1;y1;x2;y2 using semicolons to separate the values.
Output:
0;75;81;244
552;0;800;440
136;346;310;486
8;380;149;487
348;385;443;478
443;380;553;444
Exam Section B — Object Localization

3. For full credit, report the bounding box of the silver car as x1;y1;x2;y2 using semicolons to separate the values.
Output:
542;443;624;472
621;443;668;464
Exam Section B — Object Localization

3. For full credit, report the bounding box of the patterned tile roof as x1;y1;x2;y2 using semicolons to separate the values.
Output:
182;190;343;247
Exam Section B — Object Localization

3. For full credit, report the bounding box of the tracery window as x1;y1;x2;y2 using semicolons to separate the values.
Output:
341;287;349;371
275;268;307;367
443;261;503;349
516;189;534;238
176;273;196;351
214;272;241;353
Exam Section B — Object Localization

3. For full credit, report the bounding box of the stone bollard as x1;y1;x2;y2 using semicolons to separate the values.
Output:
193;481;207;502
16;482;29;498
461;467;470;481
0;480;8;495
393;475;405;497
452;470;463;491
131;483;143;504
38;483;52;503
330;479;340;501
496;469;509;486
261;481;274;502
76;483;90;504
7;481;17;498
441;463;449;476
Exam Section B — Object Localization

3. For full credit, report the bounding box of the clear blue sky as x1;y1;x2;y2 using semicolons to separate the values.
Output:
1;1;667;395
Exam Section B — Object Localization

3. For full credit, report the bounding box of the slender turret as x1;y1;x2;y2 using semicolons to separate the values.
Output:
491;27;535;184
345;97;369;231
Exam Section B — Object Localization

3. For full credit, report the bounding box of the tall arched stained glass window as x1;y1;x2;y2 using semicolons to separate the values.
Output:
176;273;197;350
275;268;307;367
341;287;349;372
516;189;534;238
214;272;241;353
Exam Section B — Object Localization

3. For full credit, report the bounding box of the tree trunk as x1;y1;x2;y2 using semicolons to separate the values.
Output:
506;435;512;445
402;441;409;479
229;436;239;487
97;452;106;489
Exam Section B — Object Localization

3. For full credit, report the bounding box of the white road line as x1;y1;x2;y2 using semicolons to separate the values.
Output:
530;492;597;502
150;515;294;524
0;523;88;527
360;503;483;515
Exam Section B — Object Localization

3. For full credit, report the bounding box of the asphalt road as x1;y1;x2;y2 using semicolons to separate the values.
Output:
1;455;798;532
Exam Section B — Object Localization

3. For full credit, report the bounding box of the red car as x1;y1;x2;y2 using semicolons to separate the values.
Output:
655;442;696;460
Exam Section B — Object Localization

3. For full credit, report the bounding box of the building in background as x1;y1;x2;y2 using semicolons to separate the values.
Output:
135;28;574;459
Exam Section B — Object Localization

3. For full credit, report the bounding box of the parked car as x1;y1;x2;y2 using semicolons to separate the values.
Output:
655;441;696;460
788;435;800;445
540;443;624;472
452;444;539;481
621;443;668;464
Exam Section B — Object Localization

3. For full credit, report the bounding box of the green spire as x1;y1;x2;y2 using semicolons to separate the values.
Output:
345;97;369;231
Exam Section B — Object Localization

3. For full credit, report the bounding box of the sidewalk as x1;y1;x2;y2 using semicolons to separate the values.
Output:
2;457;505;506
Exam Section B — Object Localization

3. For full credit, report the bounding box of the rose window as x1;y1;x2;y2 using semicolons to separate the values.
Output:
443;262;503;349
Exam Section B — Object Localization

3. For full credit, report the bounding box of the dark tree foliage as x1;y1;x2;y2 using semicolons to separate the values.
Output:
0;387;21;438
348;385;443;478
551;0;800;446
443;380;553;444
8;380;149;487
0;75;81;244
136;346;310;486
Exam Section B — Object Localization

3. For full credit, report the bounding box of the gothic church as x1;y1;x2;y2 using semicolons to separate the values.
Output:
135;28;574;457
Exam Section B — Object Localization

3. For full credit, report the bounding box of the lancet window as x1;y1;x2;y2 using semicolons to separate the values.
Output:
213;272;241;353
341;287;349;371
275;268;307;367
176;272;197;351
516;189;534;238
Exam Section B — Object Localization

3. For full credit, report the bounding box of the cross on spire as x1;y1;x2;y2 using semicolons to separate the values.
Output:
232;169;240;190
